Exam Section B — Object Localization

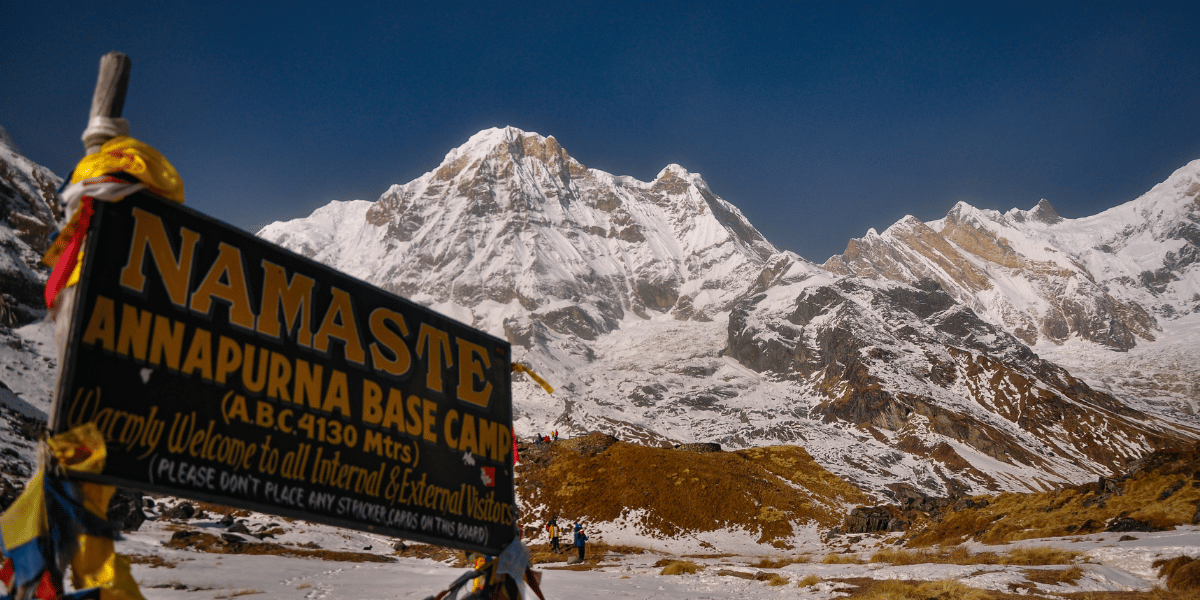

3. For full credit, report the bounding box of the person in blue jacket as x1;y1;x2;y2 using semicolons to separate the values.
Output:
573;523;588;562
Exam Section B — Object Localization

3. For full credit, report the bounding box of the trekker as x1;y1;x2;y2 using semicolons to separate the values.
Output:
552;430;559;441
548;518;560;552
573;523;588;562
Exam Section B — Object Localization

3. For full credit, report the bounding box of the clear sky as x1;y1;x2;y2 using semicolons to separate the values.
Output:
5;1;1200;262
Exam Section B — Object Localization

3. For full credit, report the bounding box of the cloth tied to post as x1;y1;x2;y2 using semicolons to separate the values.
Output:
41;136;184;308
0;424;144;600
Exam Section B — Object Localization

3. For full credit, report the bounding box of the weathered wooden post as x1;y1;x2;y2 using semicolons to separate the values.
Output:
82;51;131;154
53;52;132;378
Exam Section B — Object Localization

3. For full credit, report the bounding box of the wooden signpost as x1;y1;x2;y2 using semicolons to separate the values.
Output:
51;54;518;556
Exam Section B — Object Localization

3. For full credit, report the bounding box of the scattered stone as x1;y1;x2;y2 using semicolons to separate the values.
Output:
567;555;581;565
1105;516;1157;532
0;478;24;512
393;541;408;552
220;514;235;526
954;497;988;511
673;443;722;453
107;488;146;531
1119;535;1139;542
220;533;248;546
169;530;198;542
714;569;755;580
843;506;896;534
160;502;196;520
227;521;251;534
1159;479;1186;501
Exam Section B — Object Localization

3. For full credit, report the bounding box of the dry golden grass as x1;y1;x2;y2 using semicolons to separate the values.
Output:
395;544;460;563
823;553;865;564
1023;566;1084;586
909;450;1200;547
189;501;251;519
528;541;646;565
125;554;176;568
751;556;805;569
845;579;994;600
763;573;789;586
1040;588;1186;600
870;548;941;565
516;442;869;548
829;577;1200;600
164;531;394;563
1001;547;1079;566
1155;556;1200;592
657;560;702;575
797;574;821;588
867;545;1077;567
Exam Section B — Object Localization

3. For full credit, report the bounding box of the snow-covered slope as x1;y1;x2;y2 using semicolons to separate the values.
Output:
824;160;1200;417
0;125;61;321
824;161;1200;351
0;127;62;494
729;255;1197;494
258;128;1200;498
259;127;775;345
2;123;1197;503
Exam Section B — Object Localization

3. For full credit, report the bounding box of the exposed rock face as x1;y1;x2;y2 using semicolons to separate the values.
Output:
823;163;1200;353
727;261;1197;492
107;488;147;531
842;506;902;533
0;126;61;318
255;128;1200;498
259;127;776;347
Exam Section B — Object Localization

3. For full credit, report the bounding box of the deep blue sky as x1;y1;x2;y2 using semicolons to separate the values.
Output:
5;1;1200;262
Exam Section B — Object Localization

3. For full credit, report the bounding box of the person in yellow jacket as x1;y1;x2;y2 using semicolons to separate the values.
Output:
547;518;560;552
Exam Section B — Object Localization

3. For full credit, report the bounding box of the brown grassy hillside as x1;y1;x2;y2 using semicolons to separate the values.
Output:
907;444;1200;546
515;434;869;549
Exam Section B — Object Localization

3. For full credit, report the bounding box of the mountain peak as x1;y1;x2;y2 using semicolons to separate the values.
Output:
428;126;588;185
656;163;692;179
263;126;778;344
1029;198;1063;224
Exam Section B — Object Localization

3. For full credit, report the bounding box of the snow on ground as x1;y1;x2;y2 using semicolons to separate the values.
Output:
0;319;56;418
1037;310;1200;423
119;505;1200;600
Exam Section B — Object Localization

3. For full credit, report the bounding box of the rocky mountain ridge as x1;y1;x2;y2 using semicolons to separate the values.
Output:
0;125;61;323
258;127;777;349
258;127;1200;498
824;161;1200;353
0;124;1197;504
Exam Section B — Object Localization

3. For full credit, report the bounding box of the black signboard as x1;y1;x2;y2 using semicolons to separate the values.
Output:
51;191;515;555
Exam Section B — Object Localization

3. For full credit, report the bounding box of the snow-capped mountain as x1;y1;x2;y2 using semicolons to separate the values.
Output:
0;127;64;495
258;127;776;347
0;125;61;323
2;124;1197;502
729;256;1195;493
824;163;1200;352
258;127;1200;498
823;161;1200;417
